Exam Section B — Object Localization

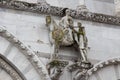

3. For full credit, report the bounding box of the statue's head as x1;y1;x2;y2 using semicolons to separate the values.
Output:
62;8;70;16
65;9;70;16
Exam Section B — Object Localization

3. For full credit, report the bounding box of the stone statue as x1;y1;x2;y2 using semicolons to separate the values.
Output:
72;22;88;62
47;62;62;80
46;10;75;59
46;60;68;80
67;22;93;80
59;9;74;46
45;9;92;80
46;15;69;80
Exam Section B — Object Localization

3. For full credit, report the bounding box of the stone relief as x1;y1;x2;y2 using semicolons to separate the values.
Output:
46;60;68;80
0;0;120;26
46;9;93;80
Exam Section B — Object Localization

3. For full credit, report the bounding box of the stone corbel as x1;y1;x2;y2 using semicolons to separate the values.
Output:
46;60;68;80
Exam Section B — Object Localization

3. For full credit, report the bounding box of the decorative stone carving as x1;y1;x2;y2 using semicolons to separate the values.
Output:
46;15;71;80
87;57;120;77
0;0;120;25
46;60;68;80
68;61;93;80
46;10;92;80
0;54;26;80
46;10;90;61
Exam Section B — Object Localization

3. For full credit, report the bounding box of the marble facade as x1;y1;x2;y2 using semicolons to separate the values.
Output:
0;0;120;80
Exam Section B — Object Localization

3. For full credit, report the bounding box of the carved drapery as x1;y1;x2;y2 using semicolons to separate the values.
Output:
0;54;26;80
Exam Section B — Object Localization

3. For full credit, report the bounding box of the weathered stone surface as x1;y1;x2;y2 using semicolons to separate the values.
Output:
0;0;120;80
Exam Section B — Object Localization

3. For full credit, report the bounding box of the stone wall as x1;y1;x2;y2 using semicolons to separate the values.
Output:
0;0;119;80
0;7;120;62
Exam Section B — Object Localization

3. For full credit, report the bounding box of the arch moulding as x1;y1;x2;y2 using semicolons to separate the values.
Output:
0;54;26;80
0;26;51;80
87;57;120;76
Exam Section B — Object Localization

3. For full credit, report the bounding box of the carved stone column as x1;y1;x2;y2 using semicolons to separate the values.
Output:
115;0;120;16
76;0;89;12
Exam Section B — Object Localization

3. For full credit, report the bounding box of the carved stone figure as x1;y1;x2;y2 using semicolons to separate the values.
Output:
72;22;88;62
46;15;64;59
46;15;69;80
46;10;92;80
46;60;68;80
46;11;91;62
46;11;75;59
59;9;74;46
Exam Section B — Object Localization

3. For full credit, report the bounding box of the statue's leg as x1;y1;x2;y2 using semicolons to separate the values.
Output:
50;44;55;60
55;44;60;59
51;43;60;60
80;49;87;62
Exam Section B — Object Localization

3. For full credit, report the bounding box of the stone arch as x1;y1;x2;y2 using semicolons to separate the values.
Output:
0;26;51;80
87;57;120;80
0;54;26;80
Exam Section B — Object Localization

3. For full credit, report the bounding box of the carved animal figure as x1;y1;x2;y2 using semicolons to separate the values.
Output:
46;15;75;59
46;15;88;62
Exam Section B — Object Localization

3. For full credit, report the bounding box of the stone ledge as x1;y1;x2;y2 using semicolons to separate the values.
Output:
0;0;120;26
35;51;100;64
